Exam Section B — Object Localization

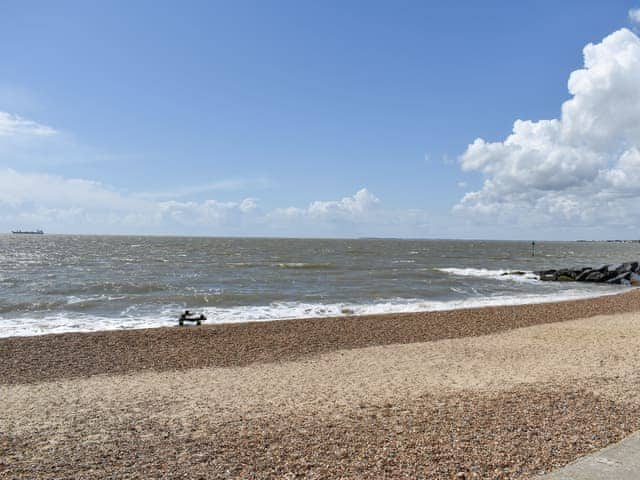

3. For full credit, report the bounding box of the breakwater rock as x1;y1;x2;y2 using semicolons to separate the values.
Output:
534;262;640;285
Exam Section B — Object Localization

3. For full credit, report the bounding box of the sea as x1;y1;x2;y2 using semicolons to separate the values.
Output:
1;235;638;338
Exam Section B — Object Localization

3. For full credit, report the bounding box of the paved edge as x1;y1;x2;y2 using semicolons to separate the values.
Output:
540;431;640;479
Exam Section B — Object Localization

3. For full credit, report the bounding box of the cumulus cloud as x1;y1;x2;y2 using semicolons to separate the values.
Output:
273;188;380;222
156;198;258;226
0;111;56;137
455;28;640;229
630;8;640;26
0;169;260;233
0;170;403;236
308;188;380;219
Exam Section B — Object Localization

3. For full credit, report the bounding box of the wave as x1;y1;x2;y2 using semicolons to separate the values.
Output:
436;267;539;283
44;281;172;296
275;263;334;269
226;262;264;268
66;295;127;307
0;287;626;338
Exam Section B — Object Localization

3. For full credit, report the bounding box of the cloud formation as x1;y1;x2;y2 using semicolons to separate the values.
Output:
275;188;380;222
0;169;400;235
0;111;56;137
456;28;640;229
630;8;640;26
0;169;262;232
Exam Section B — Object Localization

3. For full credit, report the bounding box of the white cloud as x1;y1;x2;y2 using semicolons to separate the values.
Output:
308;188;380;219
0;169;136;210
0;110;104;168
272;188;380;222
630;8;640;26
0;169;260;233
156;198;258;226
0;111;56;137
0;170;415;236
455;28;640;229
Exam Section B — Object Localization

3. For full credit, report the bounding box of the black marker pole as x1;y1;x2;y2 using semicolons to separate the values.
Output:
531;241;535;257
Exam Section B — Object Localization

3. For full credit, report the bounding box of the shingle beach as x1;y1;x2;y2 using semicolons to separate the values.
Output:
3;290;640;478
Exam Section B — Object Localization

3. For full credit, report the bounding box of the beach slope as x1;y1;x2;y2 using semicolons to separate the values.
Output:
2;292;640;478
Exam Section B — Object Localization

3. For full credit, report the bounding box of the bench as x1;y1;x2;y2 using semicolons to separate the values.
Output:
178;310;207;326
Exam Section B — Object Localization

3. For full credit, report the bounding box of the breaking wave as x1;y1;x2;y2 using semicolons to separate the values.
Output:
0;287;626;338
276;262;334;269
436;267;539;283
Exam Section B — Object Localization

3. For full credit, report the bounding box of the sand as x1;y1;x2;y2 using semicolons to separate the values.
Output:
2;292;640;478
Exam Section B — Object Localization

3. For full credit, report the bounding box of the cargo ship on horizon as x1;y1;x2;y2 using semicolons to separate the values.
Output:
11;229;44;235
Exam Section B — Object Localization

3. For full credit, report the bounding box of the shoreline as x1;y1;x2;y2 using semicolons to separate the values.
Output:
1;282;629;339
4;299;640;478
3;288;640;385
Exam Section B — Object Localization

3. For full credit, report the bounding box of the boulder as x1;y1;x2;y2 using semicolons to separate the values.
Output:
584;271;606;282
607;272;631;284
534;260;640;285
536;269;558;281
619;262;637;273
556;268;577;280
575;269;594;281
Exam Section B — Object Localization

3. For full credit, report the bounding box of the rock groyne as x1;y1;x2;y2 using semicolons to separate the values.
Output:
534;262;640;285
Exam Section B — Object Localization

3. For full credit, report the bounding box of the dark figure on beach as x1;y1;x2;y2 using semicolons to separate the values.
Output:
179;310;207;326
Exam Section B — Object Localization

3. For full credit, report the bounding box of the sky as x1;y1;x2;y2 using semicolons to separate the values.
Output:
1;1;640;239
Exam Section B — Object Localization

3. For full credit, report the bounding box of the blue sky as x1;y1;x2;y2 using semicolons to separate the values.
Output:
1;1;640;238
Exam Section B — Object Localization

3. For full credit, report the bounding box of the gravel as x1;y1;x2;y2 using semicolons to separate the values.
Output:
2;291;640;478
2;290;640;385
3;382;640;479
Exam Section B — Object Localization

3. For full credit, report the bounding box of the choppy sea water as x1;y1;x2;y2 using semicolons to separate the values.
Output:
1;235;637;337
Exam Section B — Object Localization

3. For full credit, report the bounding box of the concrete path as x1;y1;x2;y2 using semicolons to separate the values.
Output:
542;432;640;479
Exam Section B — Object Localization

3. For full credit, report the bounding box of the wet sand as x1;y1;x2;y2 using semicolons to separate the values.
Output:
2;291;640;478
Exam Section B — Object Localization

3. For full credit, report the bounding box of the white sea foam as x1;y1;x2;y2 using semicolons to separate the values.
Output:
0;287;627;338
276;262;333;269
437;267;539;283
66;294;126;305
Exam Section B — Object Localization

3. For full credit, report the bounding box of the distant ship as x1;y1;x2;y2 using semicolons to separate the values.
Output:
11;229;44;235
